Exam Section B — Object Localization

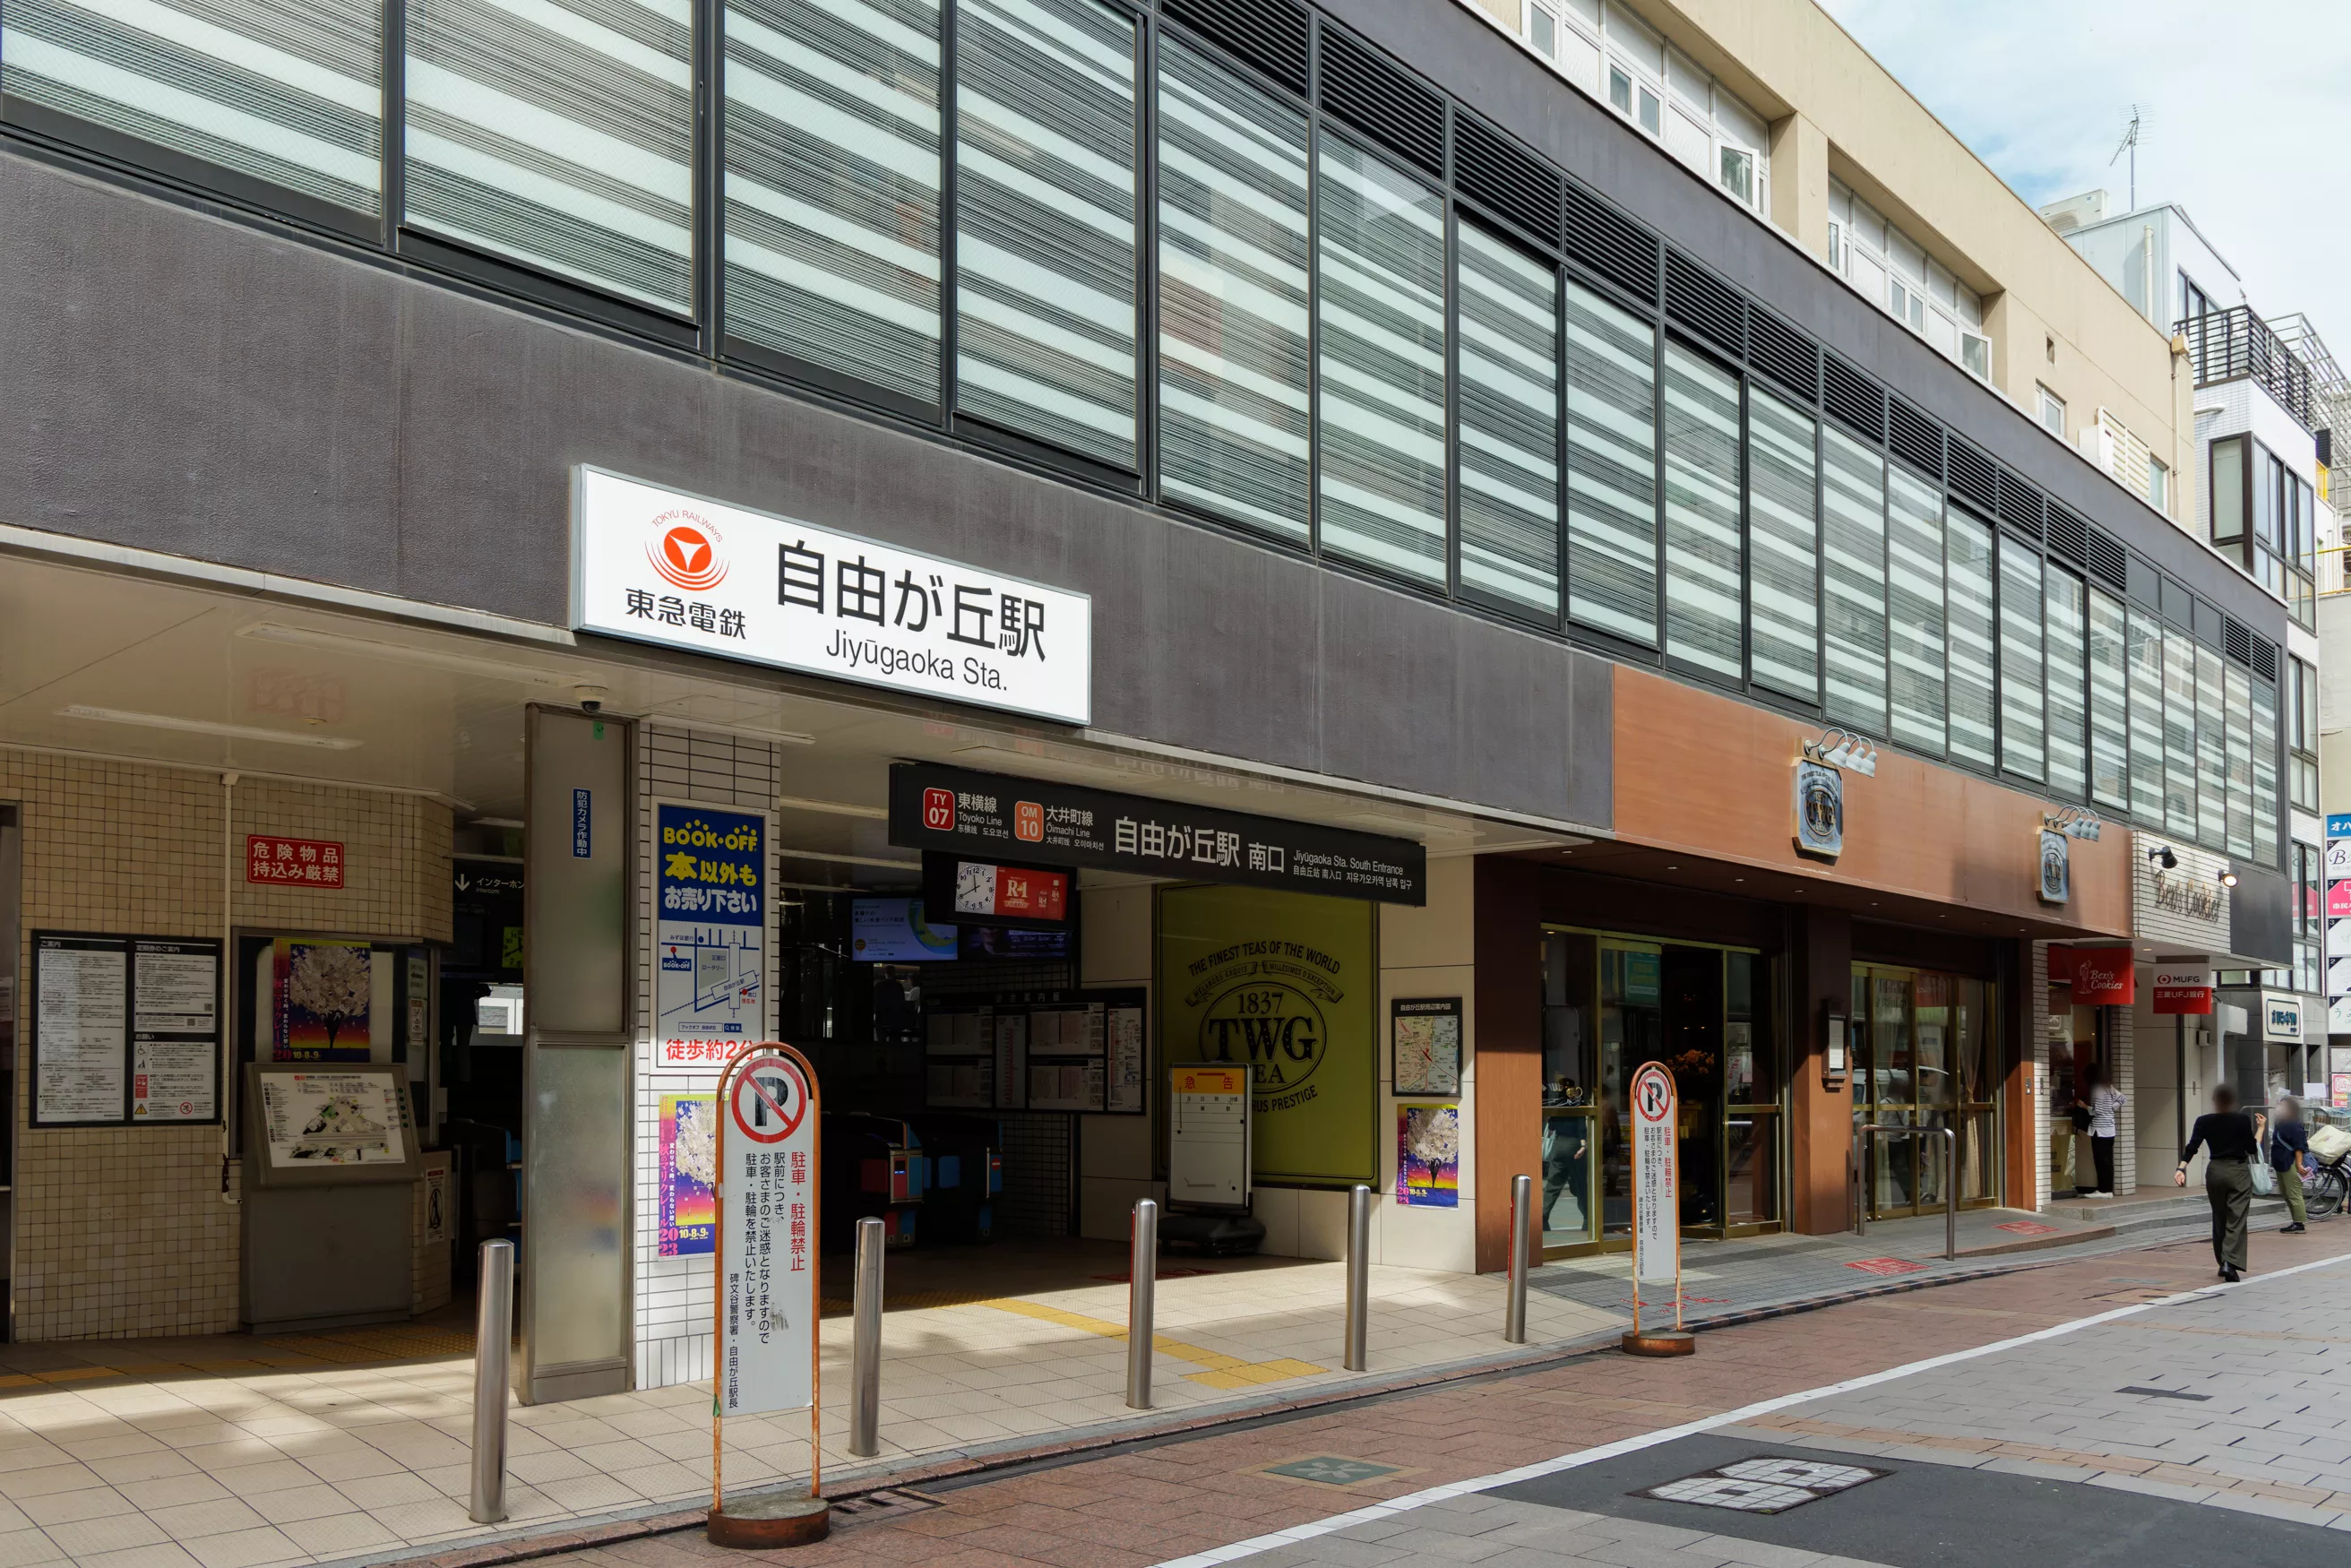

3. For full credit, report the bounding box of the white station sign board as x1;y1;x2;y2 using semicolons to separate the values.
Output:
1630;1062;1679;1288
573;467;1092;725
718;1053;816;1417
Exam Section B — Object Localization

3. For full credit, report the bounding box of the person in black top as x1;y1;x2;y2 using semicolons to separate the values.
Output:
2176;1084;2257;1280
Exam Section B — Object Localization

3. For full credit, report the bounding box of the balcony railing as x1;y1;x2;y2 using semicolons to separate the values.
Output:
2179;307;2317;430
2320;545;2350;598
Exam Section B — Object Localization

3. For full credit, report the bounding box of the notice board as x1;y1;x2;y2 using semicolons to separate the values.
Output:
31;932;222;1127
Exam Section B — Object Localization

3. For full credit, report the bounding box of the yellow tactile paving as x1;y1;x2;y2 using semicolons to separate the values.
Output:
981;1297;1330;1387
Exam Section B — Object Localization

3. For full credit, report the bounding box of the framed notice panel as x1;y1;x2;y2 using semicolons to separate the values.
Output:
1391;997;1462;1098
31;931;222;1127
924;987;1146;1114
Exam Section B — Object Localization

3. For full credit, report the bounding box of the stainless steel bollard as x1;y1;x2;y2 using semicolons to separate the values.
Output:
1505;1173;1533;1343
1344;1185;1371;1372
469;1240;514;1525
1126;1200;1158;1409
848;1217;885;1457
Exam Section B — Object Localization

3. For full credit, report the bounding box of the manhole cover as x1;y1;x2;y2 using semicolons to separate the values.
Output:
1262;1456;1403;1486
1846;1257;1926;1276
1637;1457;1888;1514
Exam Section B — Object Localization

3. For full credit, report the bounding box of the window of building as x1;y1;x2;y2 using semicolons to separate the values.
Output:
2126;607;2166;823
1157;41;1311;542
1719;147;1754;206
1662;345;1744;682
2087;589;2131;811
1747;386;1821;702
1827;221;1845;272
2182;273;2212;324
725;0;943;406
1456;222;1562;621
0;0;386;223
2226;662;2253;857
2291;655;2320;812
2037;385;2066;438
2196;644;2226;848
1945;507;1998;770
2148;456;2169;513
1889;277;1925;334
1564;280;1659;647
1829;179;1983;380
1998;534;2045;780
405;0;695;314
1528;0;1559;57
1823;428;1890;731
1316;134;1448;586
2161;625;2197;837
2252;677;2280;866
2045;569;2088;799
1886;469;1947;754
1960;332;1992;382
955;0;1140;470
2210;435;2245;542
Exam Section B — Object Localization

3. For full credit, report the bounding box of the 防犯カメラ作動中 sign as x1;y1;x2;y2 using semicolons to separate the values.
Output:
888;762;1426;906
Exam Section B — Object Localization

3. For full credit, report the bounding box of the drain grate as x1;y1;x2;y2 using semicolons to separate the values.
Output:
830;1488;943;1528
2118;1386;2212;1401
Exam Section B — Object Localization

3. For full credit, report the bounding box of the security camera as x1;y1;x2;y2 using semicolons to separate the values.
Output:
574;685;608;714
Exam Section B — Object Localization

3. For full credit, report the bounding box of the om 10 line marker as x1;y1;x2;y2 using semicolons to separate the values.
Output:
1623;1061;1694;1357
707;1044;830;1546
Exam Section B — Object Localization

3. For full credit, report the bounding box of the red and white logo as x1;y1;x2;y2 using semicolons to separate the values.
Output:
647;509;727;592
922;788;956;831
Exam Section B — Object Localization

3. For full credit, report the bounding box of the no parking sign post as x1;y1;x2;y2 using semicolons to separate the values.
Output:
707;1043;830;1546
1623;1061;1694;1357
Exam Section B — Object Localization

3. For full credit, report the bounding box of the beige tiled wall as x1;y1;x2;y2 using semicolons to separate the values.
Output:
4;751;451;1340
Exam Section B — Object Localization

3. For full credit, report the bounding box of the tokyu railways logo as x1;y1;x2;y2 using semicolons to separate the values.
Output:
648;509;727;592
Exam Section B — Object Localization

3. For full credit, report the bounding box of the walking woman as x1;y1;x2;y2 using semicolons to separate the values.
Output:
2175;1084;2257;1281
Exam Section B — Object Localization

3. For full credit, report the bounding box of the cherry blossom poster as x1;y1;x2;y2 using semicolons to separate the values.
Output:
271;938;374;1062
659;1092;718;1256
1397;1104;1460;1208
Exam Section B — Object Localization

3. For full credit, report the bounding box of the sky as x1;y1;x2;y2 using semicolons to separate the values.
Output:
1817;0;2351;364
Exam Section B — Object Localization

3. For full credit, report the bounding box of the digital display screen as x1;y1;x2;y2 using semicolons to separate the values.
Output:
960;925;1072;961
848;899;960;962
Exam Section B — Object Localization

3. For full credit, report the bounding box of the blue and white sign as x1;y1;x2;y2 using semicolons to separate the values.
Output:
653;802;769;1072
2328;814;2351;840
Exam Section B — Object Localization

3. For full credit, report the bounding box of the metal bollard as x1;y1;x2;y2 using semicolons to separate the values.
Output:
1126;1200;1158;1409
848;1217;885;1457
1344;1185;1371;1372
1505;1173;1533;1343
469;1239;514;1525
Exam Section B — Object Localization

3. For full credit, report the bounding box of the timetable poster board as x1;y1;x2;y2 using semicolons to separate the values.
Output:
32;933;222;1127
925;988;1147;1114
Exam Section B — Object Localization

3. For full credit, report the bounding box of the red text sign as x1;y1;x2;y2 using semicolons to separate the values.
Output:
2062;946;2134;1005
246;835;344;888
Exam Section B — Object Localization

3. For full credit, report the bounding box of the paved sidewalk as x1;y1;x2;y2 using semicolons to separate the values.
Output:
472;1224;2351;1568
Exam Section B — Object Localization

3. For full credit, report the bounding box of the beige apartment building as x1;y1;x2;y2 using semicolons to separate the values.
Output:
1461;0;2193;530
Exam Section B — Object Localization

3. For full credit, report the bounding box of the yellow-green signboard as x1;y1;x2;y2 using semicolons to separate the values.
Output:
1158;884;1376;1186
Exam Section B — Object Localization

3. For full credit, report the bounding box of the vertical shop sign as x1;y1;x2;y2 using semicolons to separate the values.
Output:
1158;884;1378;1186
718;1052;817;1417
652;803;768;1071
1395;1104;1459;1207
658;1092;718;1256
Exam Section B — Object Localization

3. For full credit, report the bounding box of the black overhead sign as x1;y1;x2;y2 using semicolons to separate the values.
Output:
888;763;1427;907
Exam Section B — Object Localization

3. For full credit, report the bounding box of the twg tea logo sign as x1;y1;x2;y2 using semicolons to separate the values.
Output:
1185;943;1344;1114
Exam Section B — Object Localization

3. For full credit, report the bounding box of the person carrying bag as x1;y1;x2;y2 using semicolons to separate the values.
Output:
2176;1084;2257;1282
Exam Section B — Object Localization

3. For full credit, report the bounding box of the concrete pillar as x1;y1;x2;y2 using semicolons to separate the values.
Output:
1787;905;1852;1235
1767;109;1829;254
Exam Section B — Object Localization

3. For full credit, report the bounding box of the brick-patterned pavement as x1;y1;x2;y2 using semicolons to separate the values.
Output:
476;1226;2351;1568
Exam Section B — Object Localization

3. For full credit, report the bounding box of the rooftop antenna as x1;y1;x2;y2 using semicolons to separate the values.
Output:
2109;105;2142;211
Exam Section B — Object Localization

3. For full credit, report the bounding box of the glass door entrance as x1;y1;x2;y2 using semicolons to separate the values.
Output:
1539;929;1781;1254
1852;965;2002;1219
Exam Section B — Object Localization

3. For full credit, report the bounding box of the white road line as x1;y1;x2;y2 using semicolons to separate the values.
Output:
1149;1248;2351;1568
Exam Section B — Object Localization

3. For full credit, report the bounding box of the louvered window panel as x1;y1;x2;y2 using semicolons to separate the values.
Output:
1316;26;1442;178
2087;526;2127;590
722;0;942;405
1997;470;2045;538
1665;252;1743;360
1746;308;1818;402
1886;399;1942;480
1563;277;1658;647
1160;0;1306;97
954;0;1139;469
1454;113;1558;246
1945;435;1998;513
1156;39;1310;541
1887;466;1946;755
1562;182;1657;303
1821;355;1885;443
1316;133;1447;585
2223;618;2252;667
2252;640;2276;684
405;0;693;313
2045;503;2088;567
1747;385;1820;702
2088;588;2130;812
2045;566;2088;800
1662;342;1743;681
1822;426;1889;732
1456;222;1561;621
1947;507;1999;771
1;0;383;217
